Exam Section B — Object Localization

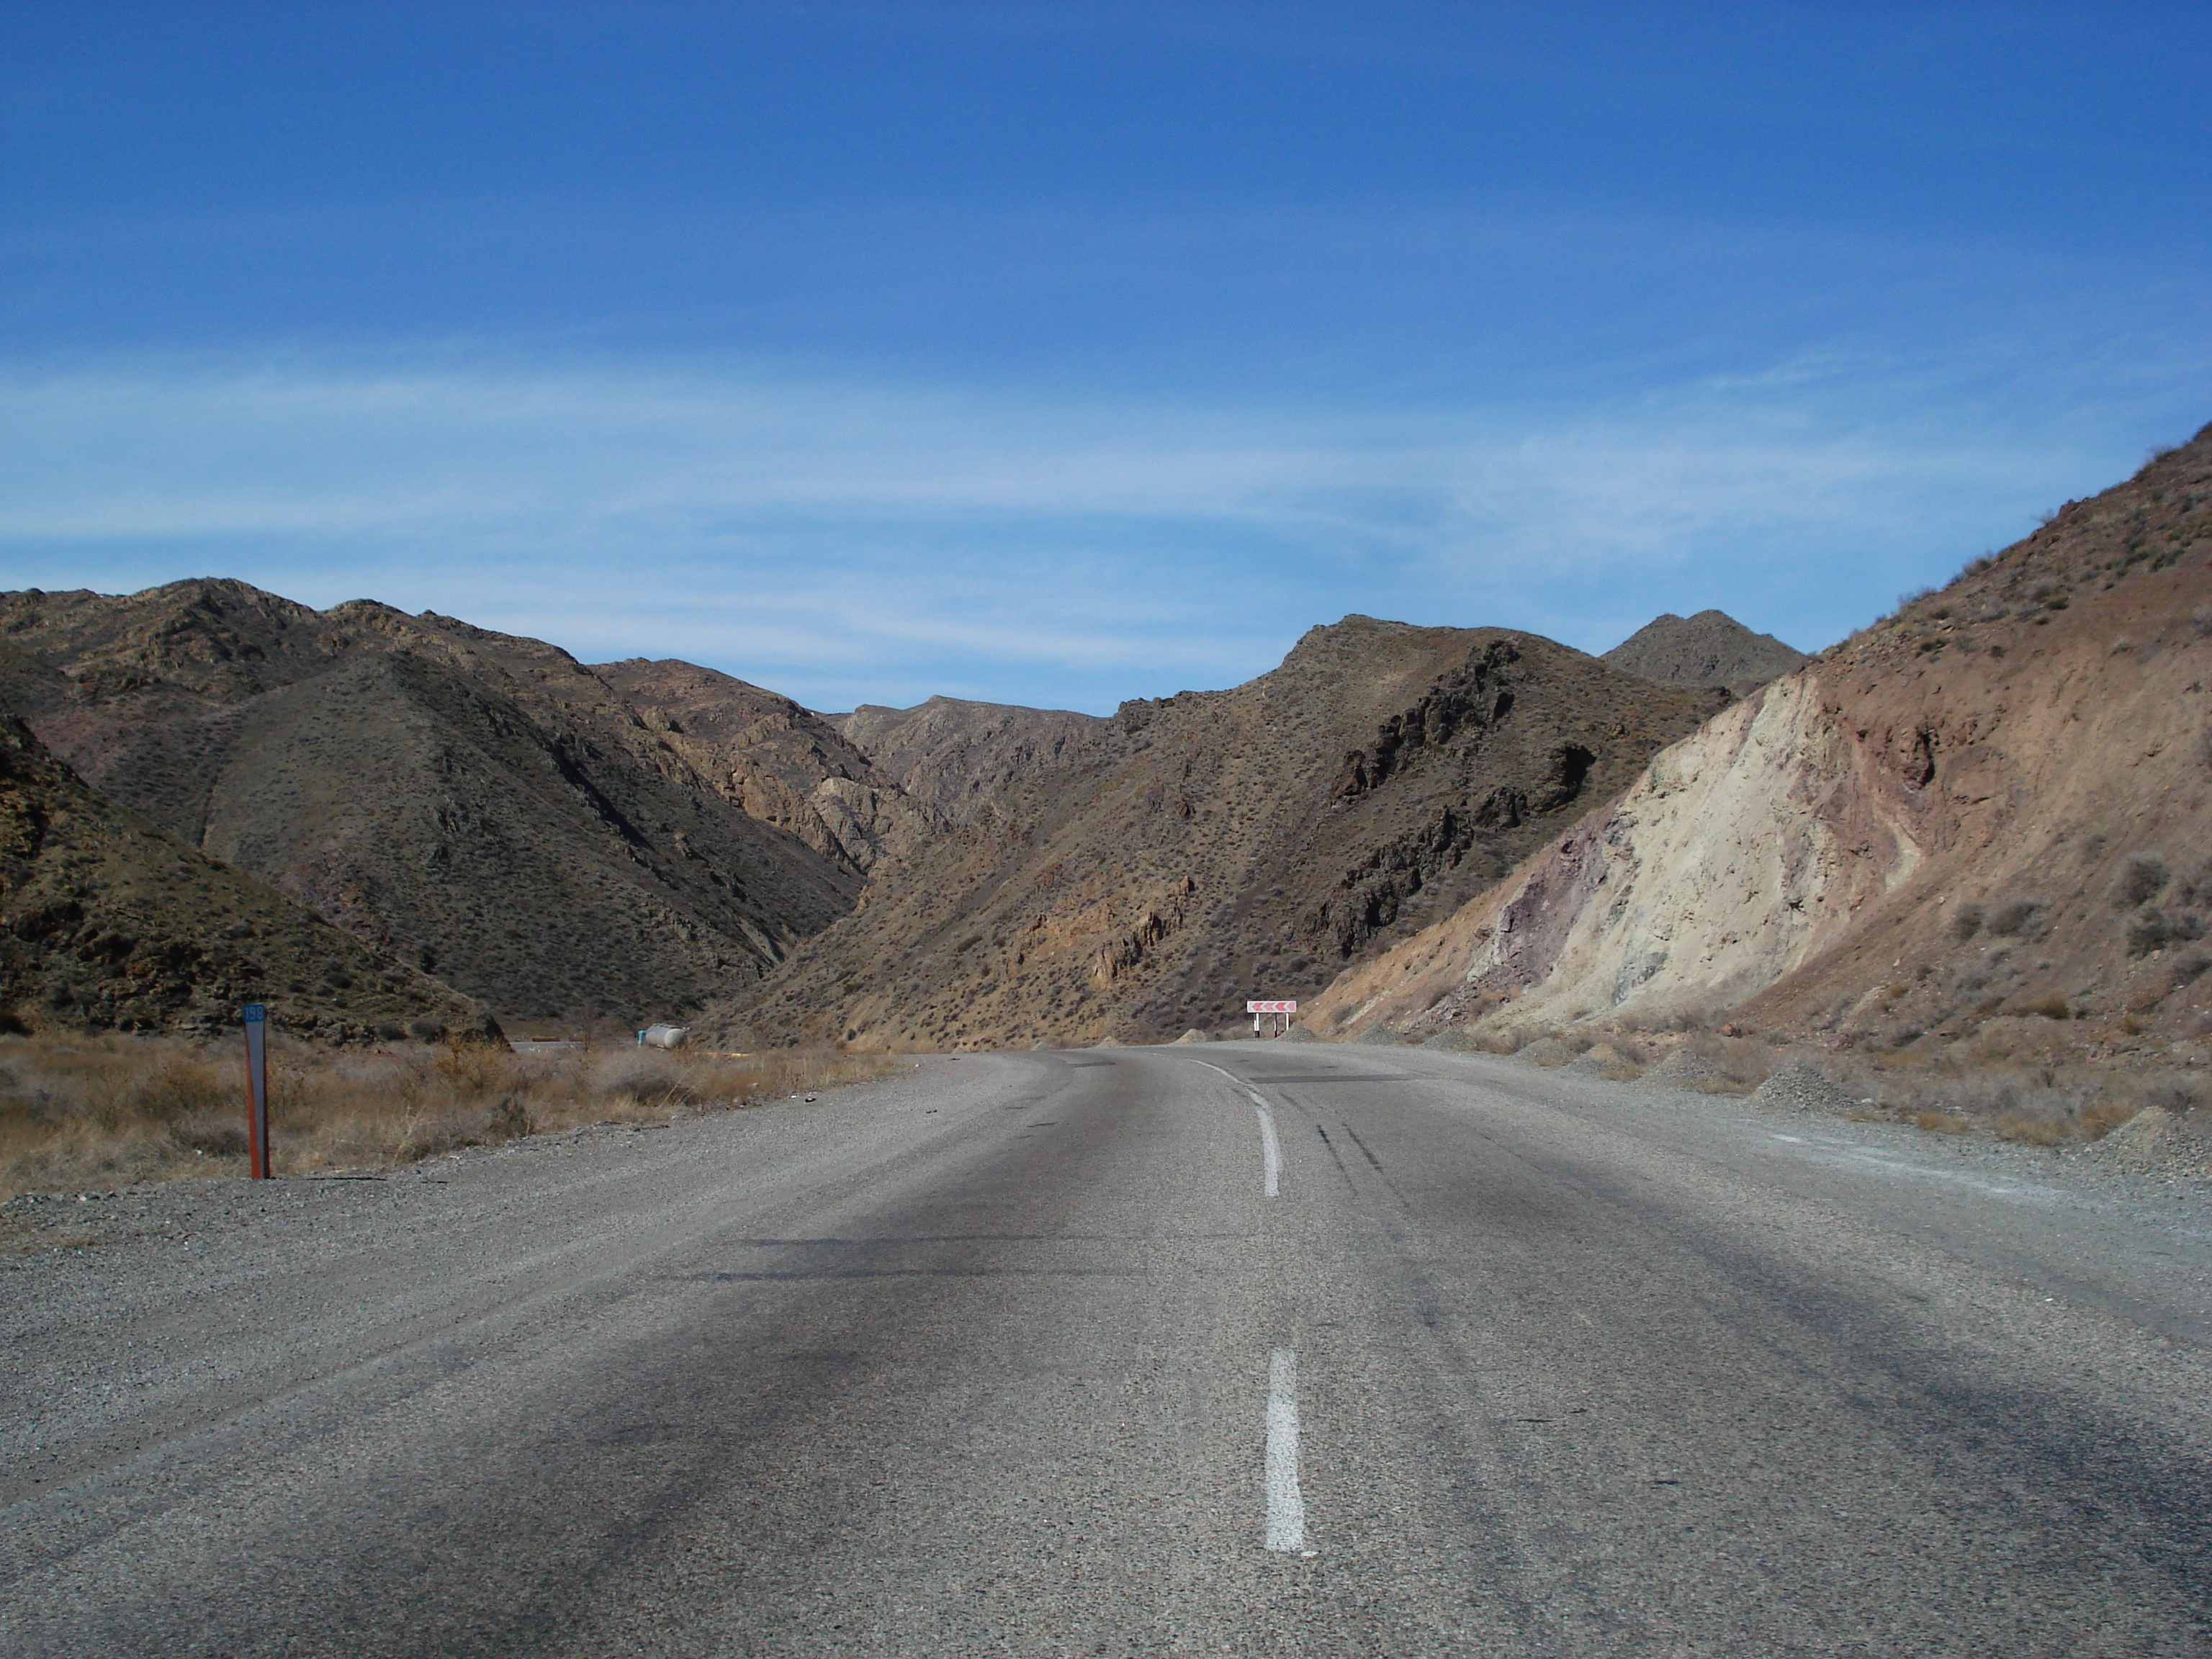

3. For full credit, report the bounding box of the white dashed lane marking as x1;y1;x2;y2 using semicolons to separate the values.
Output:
1265;1346;1311;1555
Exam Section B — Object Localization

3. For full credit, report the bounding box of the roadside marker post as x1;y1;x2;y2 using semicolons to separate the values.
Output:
242;1003;271;1179
1246;999;1298;1038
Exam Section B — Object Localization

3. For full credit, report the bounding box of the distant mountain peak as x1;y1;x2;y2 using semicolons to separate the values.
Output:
1602;609;1807;695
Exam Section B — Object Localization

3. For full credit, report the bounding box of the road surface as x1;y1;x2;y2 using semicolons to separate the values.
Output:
3;1044;2208;1655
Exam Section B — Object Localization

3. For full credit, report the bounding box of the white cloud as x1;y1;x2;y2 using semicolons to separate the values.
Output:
0;348;2196;709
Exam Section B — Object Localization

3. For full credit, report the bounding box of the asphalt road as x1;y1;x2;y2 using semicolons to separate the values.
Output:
4;1044;2209;1656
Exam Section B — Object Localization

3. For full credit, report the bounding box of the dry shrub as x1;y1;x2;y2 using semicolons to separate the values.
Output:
1993;1111;2070;1146
2126;907;2208;956
1836;1046;2159;1147
2116;854;2170;907
0;1033;900;1199
2136;1075;2200;1115
1913;1111;1975;1134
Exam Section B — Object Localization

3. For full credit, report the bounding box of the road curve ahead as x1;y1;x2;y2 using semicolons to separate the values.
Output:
4;1045;2209;1655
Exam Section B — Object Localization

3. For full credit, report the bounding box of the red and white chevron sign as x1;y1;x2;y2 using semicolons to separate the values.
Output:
1245;1000;1298;1015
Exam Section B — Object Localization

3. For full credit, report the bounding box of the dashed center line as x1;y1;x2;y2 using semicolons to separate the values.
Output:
1265;1347;1310;1555
1176;1064;1315;1552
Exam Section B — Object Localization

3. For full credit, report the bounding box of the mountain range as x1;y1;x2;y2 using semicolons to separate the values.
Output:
6;421;2204;1061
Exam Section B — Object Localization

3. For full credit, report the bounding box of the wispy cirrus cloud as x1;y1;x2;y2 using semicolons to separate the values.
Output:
0;345;2196;711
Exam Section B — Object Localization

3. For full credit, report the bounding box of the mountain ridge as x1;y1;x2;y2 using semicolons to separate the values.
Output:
0;581;878;1022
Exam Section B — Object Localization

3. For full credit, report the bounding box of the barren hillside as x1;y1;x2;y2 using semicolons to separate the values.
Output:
0;583;873;1022
1602;608;1807;696
705;617;1725;1049
593;660;938;873
831;696;1105;824
0;696;496;1043
1310;423;2212;1063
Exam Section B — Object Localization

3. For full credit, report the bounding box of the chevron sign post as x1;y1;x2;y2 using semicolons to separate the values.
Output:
1246;999;1298;1037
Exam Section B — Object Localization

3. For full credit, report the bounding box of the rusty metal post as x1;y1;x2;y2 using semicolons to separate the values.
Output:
242;1003;270;1179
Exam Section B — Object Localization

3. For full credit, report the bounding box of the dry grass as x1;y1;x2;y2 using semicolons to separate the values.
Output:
1828;1046;2182;1147
0;1033;902;1200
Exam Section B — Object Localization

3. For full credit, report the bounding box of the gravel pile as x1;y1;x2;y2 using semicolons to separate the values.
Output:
1279;1025;1320;1043
1171;1029;1210;1044
1639;1047;1739;1092
2094;1107;2212;1177
1515;1037;1579;1067
1565;1043;1640;1079
1752;1059;1861;1114
1421;1026;1479;1051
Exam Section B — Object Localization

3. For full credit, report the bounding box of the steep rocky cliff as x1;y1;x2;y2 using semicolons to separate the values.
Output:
1310;424;2212;1055
706;617;1725;1050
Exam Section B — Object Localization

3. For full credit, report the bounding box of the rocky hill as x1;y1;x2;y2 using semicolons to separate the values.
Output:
831;696;1105;824
1309;423;2212;1058
0;697;496;1043
1602;608;1807;696
704;617;1726;1049
0;583;884;1023
593;660;938;873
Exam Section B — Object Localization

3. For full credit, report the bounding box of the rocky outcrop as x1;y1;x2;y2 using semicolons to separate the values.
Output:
593;659;939;873
1310;423;2212;1058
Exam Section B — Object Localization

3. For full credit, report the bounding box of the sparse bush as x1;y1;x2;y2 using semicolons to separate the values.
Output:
2115;853;2170;908
126;1052;227;1123
2193;605;2212;639
2127;907;2208;956
1987;899;2045;938
2020;994;2070;1020
1951;902;1984;942
2171;948;2212;989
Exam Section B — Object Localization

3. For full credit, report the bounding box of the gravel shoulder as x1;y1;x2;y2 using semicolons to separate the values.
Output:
0;1056;1022;1510
1355;1043;2212;1346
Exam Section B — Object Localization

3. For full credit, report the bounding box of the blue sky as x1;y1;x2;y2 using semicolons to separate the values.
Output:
2;3;2207;713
